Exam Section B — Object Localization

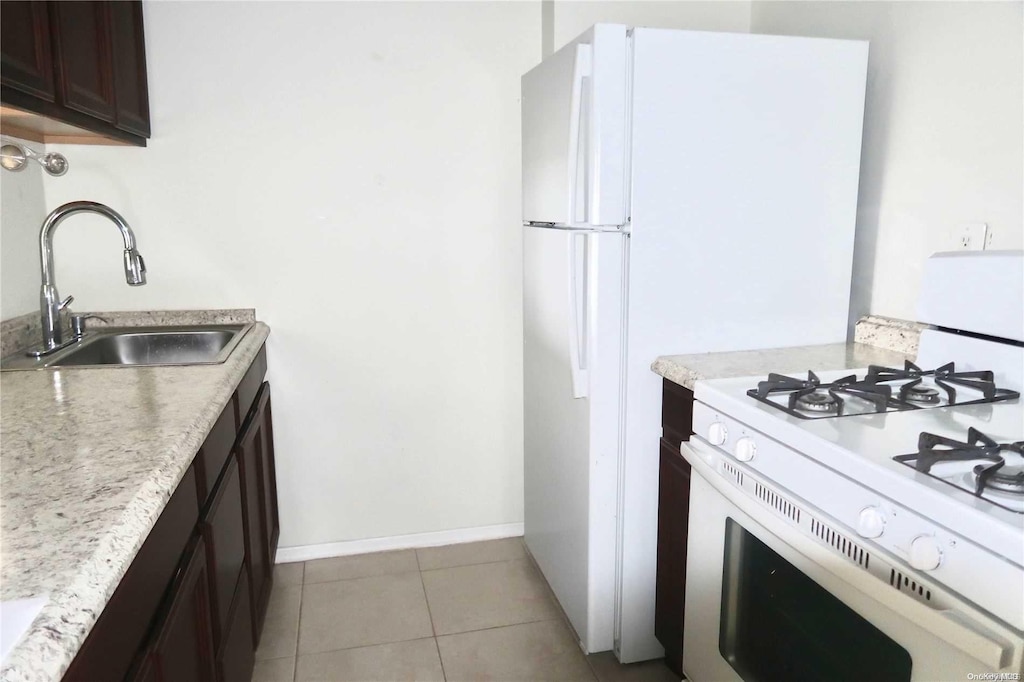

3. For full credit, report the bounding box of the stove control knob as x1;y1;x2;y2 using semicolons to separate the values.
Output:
856;507;886;539
707;422;728;446
909;536;943;571
734;437;757;462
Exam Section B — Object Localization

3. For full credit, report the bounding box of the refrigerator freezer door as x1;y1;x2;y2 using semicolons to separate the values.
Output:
522;24;628;228
523;225;625;653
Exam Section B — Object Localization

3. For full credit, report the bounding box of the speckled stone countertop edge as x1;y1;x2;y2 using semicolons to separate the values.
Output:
0;321;269;682
853;314;930;357
0;308;256;358
650;316;926;391
651;342;913;392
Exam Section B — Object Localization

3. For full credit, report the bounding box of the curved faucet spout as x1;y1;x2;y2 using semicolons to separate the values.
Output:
34;201;147;353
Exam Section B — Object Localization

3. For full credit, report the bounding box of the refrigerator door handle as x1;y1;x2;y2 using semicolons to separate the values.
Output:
567;44;592;227
567;232;589;399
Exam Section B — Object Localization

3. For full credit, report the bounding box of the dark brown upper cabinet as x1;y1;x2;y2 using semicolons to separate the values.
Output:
0;1;150;146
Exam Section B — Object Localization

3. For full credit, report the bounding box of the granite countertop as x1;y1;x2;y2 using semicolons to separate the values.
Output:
0;313;270;682
652;342;911;391
651;315;924;390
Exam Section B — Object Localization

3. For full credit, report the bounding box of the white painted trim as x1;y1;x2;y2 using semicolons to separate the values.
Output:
274;523;525;564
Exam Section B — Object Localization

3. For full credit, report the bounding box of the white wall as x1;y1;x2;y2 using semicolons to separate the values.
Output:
552;1;750;48
0;139;45;318
40;1;539;549
751;1;1024;325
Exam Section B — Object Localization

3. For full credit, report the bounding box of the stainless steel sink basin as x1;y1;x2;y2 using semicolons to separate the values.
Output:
0;324;252;370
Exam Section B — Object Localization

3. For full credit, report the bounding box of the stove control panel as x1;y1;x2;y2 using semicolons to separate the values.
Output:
856;506;887;539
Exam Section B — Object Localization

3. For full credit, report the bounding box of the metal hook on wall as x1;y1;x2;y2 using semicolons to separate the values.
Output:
0;136;69;176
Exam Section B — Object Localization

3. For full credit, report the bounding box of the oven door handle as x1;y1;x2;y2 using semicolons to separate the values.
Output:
681;439;1022;670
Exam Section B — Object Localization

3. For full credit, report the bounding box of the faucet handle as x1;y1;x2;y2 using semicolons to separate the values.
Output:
59;295;74;311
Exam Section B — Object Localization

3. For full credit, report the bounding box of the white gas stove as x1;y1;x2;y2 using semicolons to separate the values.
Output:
680;251;1024;682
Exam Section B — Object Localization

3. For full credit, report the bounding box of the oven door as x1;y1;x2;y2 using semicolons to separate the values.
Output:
681;439;1024;682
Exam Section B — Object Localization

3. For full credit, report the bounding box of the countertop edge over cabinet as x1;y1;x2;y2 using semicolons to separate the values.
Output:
0;0;150;145
65;344;274;682
655;378;694;678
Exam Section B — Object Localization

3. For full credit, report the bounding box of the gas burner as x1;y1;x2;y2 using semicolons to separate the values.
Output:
975;463;1024;495
747;370;900;418
893;428;1024;512
903;385;940;404
795;392;839;413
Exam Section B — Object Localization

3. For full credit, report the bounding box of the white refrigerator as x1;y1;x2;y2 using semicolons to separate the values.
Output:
521;25;869;663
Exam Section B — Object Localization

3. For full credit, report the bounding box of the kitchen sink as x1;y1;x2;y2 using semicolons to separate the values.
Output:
0;324;252;370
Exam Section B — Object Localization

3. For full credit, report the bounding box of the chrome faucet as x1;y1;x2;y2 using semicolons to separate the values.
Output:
32;201;146;355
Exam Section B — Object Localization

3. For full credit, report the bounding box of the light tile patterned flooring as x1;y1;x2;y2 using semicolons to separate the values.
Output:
254;538;682;682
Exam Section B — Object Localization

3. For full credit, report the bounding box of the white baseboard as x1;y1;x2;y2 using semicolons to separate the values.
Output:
274;522;525;564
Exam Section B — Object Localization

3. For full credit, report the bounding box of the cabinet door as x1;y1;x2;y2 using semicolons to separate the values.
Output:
655;437;691;677
109;0;149;136
148;535;217;682
50;0;115;122
217;569;256;682
66;467;199;682
202;455;246;649
260;386;281;557
0;1;55;100
237;382;277;642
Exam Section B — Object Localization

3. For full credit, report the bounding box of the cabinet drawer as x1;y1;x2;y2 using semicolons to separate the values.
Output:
66;466;199;681
661;379;694;448
236;344;267;427
201;455;246;648
195;396;238;511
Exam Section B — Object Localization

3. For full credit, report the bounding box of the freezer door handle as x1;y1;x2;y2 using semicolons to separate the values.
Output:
567;232;589;398
567;44;592;227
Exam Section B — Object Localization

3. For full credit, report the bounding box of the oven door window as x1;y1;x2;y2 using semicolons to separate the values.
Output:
720;518;912;682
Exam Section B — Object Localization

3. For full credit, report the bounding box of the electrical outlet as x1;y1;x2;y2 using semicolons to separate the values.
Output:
958;223;988;251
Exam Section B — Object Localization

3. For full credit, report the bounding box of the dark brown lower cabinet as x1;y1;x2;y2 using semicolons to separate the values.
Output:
237;381;280;644
202;455;246;648
217;570;255;682
133;535;217;682
654;379;695;678
65;345;273;682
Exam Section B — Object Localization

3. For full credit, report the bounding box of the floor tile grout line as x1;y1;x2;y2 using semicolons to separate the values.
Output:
433;615;566;639
293;634;439;658
292;562;305;682
299;555;531;587
415;551;449;680
289;616;569;662
433;637;448;682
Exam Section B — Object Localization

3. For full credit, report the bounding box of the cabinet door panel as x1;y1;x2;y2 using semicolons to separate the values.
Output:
110;0;149;135
51;1;115;121
260;387;280;558
150;535;217;682
217;569;256;682
0;2;55;100
237;383;273;642
655;437;691;677
202;455;246;648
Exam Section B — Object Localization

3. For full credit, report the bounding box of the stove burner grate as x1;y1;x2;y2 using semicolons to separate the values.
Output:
893;427;1024;512
747;360;1021;419
748;371;904;419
